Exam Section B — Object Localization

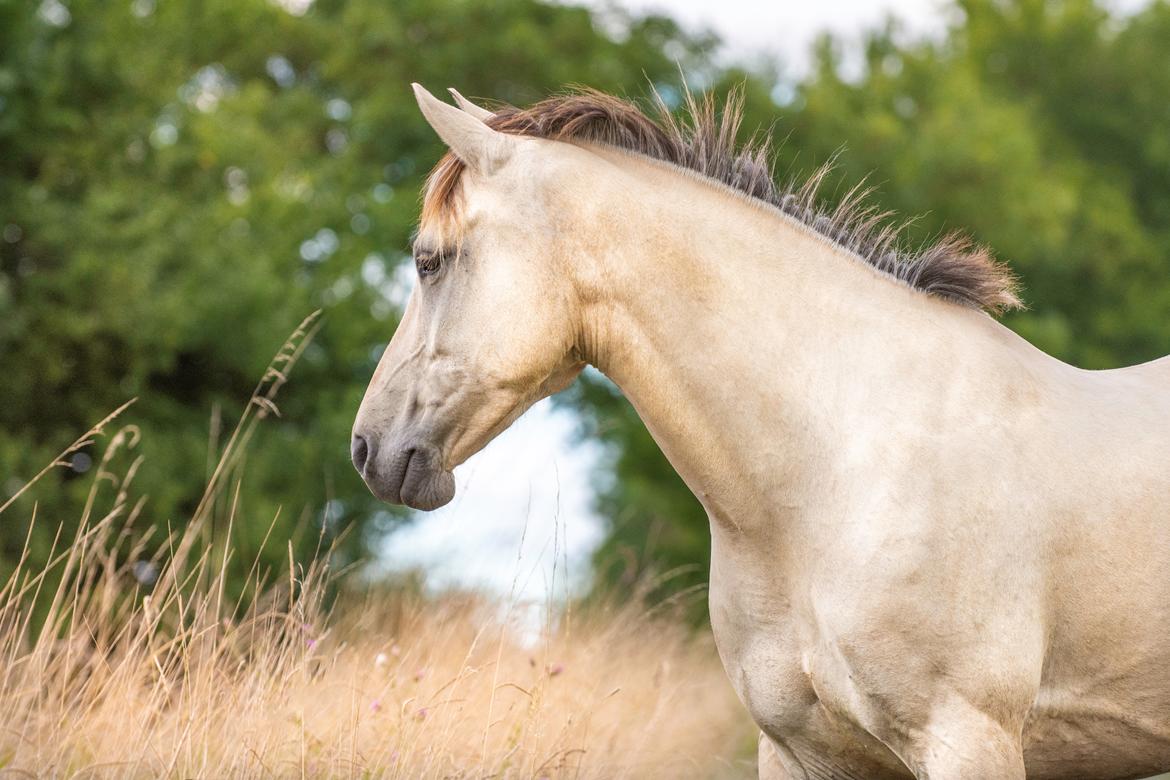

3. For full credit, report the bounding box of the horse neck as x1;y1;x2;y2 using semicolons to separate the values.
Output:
574;151;1000;531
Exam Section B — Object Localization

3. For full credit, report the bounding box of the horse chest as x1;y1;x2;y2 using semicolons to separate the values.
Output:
708;575;910;778
708;537;917;777
708;546;819;732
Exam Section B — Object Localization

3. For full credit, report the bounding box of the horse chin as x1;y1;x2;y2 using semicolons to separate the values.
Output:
366;442;456;511
399;467;456;511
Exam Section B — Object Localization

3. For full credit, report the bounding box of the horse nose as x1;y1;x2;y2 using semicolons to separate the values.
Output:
351;434;371;474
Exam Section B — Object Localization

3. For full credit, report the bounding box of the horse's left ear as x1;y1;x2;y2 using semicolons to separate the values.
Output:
412;83;512;174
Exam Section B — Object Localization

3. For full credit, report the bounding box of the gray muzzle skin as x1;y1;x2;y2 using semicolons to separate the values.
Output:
351;433;456;511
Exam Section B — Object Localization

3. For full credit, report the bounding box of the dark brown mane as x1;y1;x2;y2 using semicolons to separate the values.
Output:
424;88;1021;315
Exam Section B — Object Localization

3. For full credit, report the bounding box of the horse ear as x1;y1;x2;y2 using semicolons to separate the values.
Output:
412;83;511;174
447;88;495;122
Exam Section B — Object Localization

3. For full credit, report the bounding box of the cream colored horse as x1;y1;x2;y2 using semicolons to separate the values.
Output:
352;84;1170;779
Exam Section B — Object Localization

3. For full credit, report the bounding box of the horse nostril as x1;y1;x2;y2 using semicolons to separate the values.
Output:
351;434;370;474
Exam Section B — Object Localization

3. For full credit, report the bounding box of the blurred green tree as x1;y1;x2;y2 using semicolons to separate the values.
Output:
0;0;713;589
3;0;1166;617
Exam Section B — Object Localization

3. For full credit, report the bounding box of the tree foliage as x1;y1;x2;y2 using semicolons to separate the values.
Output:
0;0;711;586
3;0;1166;612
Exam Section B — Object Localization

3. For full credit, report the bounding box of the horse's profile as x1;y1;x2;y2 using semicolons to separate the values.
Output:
351;84;1170;779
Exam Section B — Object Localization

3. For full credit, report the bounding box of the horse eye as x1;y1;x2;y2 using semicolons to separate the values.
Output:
415;250;443;279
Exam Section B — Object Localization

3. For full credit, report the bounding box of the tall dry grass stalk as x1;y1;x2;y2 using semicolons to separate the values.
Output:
0;315;754;778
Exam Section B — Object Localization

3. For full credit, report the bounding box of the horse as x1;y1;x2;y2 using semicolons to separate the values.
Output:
351;84;1170;779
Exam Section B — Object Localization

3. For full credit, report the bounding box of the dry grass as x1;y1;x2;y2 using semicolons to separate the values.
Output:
0;555;753;778
0;316;755;778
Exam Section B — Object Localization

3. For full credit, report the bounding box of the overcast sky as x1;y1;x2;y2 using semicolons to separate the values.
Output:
582;0;1148;68
585;0;952;72
380;0;1151;602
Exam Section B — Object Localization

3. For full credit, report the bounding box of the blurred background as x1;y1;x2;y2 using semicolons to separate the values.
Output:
2;0;1169;616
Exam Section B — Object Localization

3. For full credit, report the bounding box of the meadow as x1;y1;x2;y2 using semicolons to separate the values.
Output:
0;319;755;779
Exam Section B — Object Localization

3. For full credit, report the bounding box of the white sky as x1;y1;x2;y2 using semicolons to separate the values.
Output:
589;0;951;72
585;0;1149;69
379;0;1151;601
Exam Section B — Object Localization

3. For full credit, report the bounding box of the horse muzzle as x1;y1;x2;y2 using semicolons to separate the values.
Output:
351;433;455;511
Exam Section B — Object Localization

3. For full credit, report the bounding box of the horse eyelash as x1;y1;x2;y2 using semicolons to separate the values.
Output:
415;249;443;278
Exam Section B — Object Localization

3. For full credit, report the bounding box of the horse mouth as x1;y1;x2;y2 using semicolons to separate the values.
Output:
364;442;456;511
